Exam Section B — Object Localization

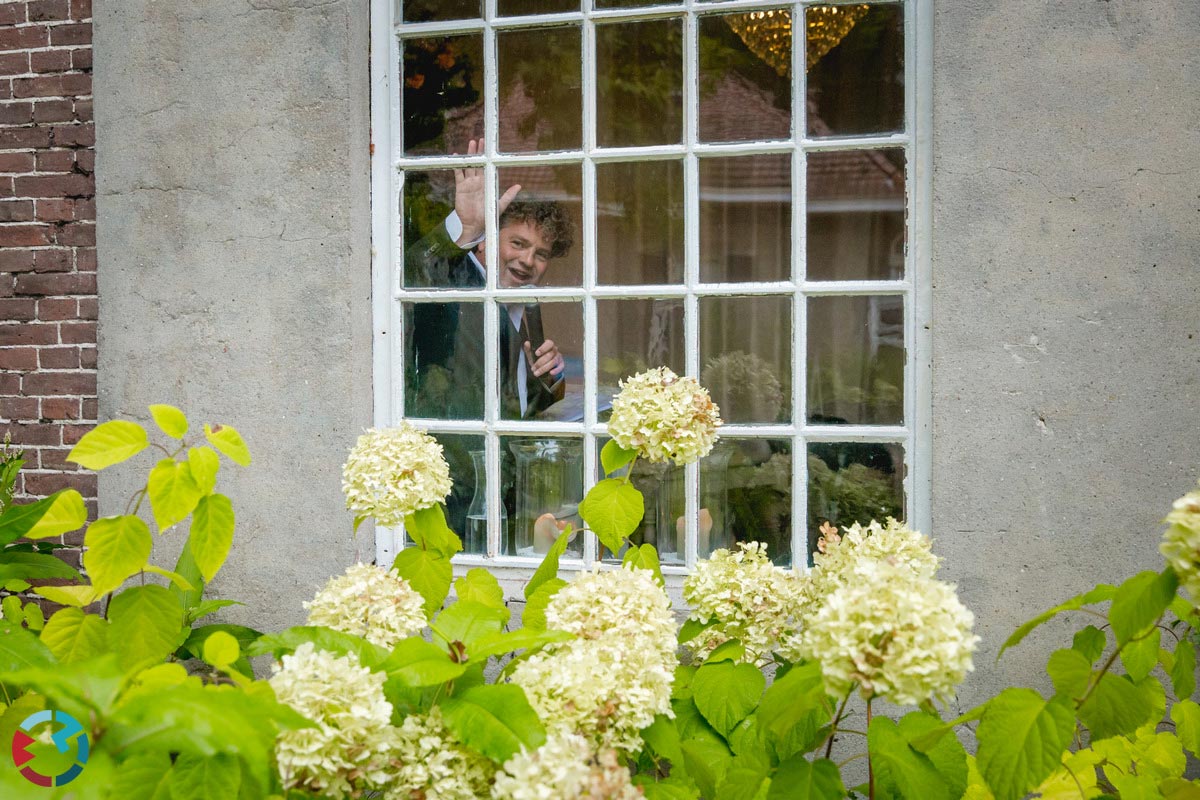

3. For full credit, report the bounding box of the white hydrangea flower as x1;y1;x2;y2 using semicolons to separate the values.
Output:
304;563;427;649
492;732;642;800
382;708;495;800
511;567;676;753
607;367;722;466
342;423;453;526
793;560;979;706
269;643;397;799
683;541;803;664
1161;482;1200;600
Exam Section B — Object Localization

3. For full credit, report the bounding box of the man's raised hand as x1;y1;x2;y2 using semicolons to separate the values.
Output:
452;138;521;247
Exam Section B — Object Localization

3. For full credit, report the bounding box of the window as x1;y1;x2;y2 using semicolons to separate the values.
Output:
370;0;931;577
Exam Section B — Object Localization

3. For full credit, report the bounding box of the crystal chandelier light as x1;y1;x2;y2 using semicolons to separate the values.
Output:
725;5;871;77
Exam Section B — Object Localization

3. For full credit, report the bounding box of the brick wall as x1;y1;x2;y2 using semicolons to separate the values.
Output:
0;0;96;562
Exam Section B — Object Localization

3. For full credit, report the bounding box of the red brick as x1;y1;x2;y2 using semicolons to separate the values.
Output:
33;99;72;123
70;48;90;71
50;123;92;147
74;248;94;272
40;397;79;420
38;447;78;471
28;1;71;22
32;248;71;272
0;152;35;173
23;472;96;497
38;346;77;368
29;50;71;74
0;322;57;345
0;51;27;75
0;199;34;221
0;423;61;446
13;173;92;197
36;297;75;320
0;5;25;25
0;126;51;149
0;101;32;125
0;347;38;370
71;0;90;20
73;150;92;174
0;250;35;272
78;345;94;368
72;98;90;121
74;197;93;218
0;297;37;320
80;397;94;418
50;24;89;47
56;221;92;245
34;150;73;173
76;296;95;319
0;373;19;393
59;321;92;343
60;422;91;443
35;198;73;221
0;396;39;420
0;275;13;297
0;27;50;53
11;73;89;98
0;225;52;246
14;272;95;295
22;372;95;396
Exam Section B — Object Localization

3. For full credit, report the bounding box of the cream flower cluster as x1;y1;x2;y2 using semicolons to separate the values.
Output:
342;423;452;526
492;732;641;800
606;367;722;466
683;541;803;664
511;566;676;752
269;643;397;799
383;708;495;800
304;563;427;649
1161;482;1200;600
792;559;980;705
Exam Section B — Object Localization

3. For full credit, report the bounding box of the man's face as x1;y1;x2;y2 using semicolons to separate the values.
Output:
478;220;553;288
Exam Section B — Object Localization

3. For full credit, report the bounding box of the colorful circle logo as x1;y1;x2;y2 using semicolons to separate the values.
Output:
10;710;90;787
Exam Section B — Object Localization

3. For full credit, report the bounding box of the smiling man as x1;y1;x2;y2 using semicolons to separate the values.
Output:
405;139;574;421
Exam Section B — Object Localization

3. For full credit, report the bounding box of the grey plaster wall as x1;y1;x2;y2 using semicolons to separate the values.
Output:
94;0;372;632
932;0;1200;707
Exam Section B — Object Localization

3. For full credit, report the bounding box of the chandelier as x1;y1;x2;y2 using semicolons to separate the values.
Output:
725;5;871;77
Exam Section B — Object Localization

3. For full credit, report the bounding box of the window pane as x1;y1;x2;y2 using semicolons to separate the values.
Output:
402;35;484;156
503;301;584;422
499;0;577;14
498;27;582;153
700;296;792;424
807;295;904;425
503;436;585;557
699;155;791;283
433;434;487;554
597;298;685;417
596;442;683;566
806;5;904;137
597;160;685;285
402;0;480;23
402;169;474;290
715;438;792;565
404;301;485;420
596;19;683;148
807;441;905;560
807;149;906;281
597;0;678;7
496;165;583;287
699;11;792;143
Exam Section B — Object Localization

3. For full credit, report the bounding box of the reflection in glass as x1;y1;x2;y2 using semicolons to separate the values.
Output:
715;439;792;565
504;437;584;557
807;295;904;425
596;160;684;285
807;441;905;560
402;0;480;23
807;149;905;281
402;169;463;290
596;0;676;7
404;301;485;421
499;0;577;14
596;20;683;148
402;35;484;155
700;296;792;424
497;165;583;287
699;155;791;283
597;298;685;418
428;433;486;553
699;12;791;143
504;301;584;422
807;5;904;137
596;438;683;566
498;27;582;153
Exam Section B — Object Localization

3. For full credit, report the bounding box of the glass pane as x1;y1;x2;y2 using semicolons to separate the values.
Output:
713;438;792;565
597;0;676;7
498;27;582;153
699;155;791;283
596;438;683;566
806;5;904;137
404;301;485;420
402;0;480;23
807;295;904;425
699;12;791;143
496;165;582;287
700;296;792;424
596;20;683;148
431;434;487;554
500;301;584;422
807;441;905;561
597;160;685;285
807;149;906;281
402;169;477;290
503;436;585;557
402;35;484;155
499;0;577;14
597;298;685;418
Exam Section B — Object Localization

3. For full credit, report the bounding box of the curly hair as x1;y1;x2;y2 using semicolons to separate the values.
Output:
499;200;575;259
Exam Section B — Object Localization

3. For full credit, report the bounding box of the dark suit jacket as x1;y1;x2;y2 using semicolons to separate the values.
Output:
404;224;565;420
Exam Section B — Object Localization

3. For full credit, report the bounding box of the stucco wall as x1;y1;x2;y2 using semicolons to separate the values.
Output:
93;0;372;632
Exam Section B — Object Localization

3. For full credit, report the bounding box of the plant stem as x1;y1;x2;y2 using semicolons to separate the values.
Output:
824;690;854;758
1075;619;1160;709
867;698;875;800
836;752;868;769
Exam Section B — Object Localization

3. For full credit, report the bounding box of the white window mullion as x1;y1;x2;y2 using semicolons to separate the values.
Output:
683;0;700;570
581;0;598;567
791;1;808;569
483;0;502;558
910;0;934;538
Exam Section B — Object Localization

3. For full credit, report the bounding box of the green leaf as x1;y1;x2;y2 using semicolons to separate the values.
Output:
168;753;240;800
639;776;702;800
108;584;187;673
679;617;714;645
0;488;87;543
187;598;242;624
1073;625;1106;663
870;716;955;800
1000;584;1117;656
245;626;386;668
179;624;261;675
692;660;765;736
1046;648;1091;700
975;688;1075;800
521;577;566;632
680;739;732;800
83;514;153;595
525;527;570;600
1161;778;1200;800
39;607;108;663
757;661;831;759
188;446;220;496
1110;569;1178;644
642;714;687;776
143;564;195;592
105;748;173;800
706;639;746;664
1172;637;1196;699
203;423;251;466
66;419;148;470
1121;627;1161;681
202;630;240;669
171;540;205;610
434;599;510;649
148;458;203;531
405;504;462;558
768;756;846;800
455;568;505;609
148;404;188;439
0;550;82;582
624;542;665;586
440;684;546;762
673;697;727;748
467;628;573;665
1079;672;1162;741
579;477;644;553
379;636;466;686
1171;699;1200;757
190;493;235;581
0;619;54;672
392;547;452;617
717;753;771;800
898;712;968;800
601;439;636;475
32;584;98;607
3;653;125;721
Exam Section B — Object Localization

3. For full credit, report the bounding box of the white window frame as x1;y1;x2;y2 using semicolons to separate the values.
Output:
370;0;933;588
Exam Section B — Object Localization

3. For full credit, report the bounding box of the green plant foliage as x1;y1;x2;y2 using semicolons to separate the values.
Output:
148;457;204;531
39;607;108;663
246;625;387;668
975;688;1075;800
188;445;221;495
767;756;845;800
203;423;252;466
868;716;958;800
999;584;1117;655
66;419;149;470
693;661;765;737
0;488;87;542
392;546;452;617
455;567;505;609
624;542;665;586
108;584;188;673
434;599;510;650
82;514;152;595
521;576;566;632
579;476;644;552
1109;568;1179;644
601;439;637;475
524;527;570;600
149;404;189;439
190;493;235;581
439;684;546;762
